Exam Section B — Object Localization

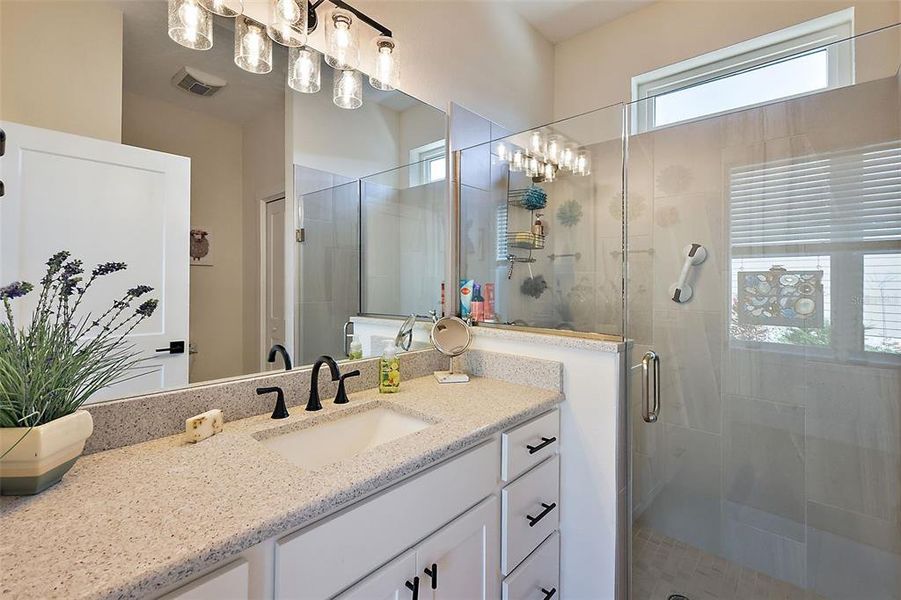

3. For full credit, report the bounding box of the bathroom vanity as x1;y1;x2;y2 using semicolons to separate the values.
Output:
0;372;563;600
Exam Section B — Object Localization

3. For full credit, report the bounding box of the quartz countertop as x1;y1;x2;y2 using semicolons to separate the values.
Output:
0;375;562;600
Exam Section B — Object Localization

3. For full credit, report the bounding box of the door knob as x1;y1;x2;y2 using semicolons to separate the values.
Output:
155;341;186;354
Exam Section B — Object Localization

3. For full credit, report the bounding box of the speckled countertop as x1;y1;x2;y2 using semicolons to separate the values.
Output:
0;375;562;600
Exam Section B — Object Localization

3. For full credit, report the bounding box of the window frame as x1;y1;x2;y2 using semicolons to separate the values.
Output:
408;140;446;187
631;8;855;132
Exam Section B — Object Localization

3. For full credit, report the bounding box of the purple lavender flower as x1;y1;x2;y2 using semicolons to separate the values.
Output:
136;299;158;317
61;259;83;278
127;285;153;298
92;262;127;277
0;281;33;300
61;276;82;297
42;251;71;284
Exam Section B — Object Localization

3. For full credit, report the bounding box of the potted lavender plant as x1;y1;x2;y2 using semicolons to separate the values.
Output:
0;251;158;495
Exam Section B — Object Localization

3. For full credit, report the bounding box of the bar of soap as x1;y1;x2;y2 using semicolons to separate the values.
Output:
185;409;224;443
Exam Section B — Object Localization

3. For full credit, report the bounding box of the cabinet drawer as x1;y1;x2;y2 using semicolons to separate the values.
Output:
159;559;249;600
503;532;560;600
501;455;559;575
502;410;559;482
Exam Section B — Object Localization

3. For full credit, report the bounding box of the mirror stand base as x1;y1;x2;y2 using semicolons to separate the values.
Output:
433;371;470;384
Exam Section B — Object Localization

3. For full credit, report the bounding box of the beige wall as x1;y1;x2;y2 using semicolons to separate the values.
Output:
242;103;286;374
122;91;245;383
553;0;901;119
0;0;123;142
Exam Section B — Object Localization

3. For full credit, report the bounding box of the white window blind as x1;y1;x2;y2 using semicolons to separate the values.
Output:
496;203;509;261
730;141;901;248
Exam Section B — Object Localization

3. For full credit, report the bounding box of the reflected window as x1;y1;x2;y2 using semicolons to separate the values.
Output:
409;139;446;185
729;141;901;357
632;8;853;131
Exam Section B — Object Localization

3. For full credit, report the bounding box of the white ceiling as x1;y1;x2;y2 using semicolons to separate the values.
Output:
510;0;655;43
120;1;424;125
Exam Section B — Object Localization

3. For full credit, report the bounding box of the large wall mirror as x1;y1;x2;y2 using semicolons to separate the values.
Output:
0;0;447;403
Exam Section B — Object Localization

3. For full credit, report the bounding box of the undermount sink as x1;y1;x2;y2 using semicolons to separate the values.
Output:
259;406;431;470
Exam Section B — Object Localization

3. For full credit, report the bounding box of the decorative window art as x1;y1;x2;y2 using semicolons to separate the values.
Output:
735;266;824;328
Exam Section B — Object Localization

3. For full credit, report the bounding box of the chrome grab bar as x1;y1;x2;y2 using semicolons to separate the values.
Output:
641;351;661;423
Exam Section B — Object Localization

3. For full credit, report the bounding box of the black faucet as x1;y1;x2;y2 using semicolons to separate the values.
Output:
257;386;289;419
334;370;361;404
307;355;340;411
267;344;292;371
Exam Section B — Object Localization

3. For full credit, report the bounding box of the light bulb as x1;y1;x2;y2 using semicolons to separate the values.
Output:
235;16;272;74
199;0;242;17
575;149;591;176
527;155;540;178
544;162;556;182
546;135;562;164
267;0;307;46
369;36;398;91
289;46;321;93
333;69;362;109
511;149;524;172
168;0;212;50
560;144;575;170
496;143;509;162
325;9;359;70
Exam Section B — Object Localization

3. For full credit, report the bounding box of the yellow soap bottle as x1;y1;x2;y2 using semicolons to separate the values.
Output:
379;344;400;393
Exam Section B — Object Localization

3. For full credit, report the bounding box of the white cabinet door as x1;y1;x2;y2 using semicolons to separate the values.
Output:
159;559;249;600
0;121;190;401
416;496;500;600
336;551;419;600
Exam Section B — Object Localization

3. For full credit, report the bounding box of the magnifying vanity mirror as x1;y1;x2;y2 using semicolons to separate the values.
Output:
0;0;447;405
430;316;472;383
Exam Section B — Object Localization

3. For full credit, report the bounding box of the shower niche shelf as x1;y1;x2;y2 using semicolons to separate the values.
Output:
507;231;546;250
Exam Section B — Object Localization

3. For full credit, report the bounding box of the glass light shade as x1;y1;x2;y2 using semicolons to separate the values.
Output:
369;36;398;91
235;16;272;74
199;0;242;17
324;8;359;70
510;149;525;172
168;0;213;50
333;69;363;109
267;0;307;47
546;135;562;164
575;149;592;176
529;131;545;156
560;143;576;170
288;46;321;93
526;155;541;178
544;161;556;182
496;142;509;162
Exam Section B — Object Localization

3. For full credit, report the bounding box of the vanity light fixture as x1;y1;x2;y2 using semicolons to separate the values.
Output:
324;8;359;70
574;149;592;176
235;16;273;74
546;135;562;164
510;149;525;172
560;143;576;171
289;46;322;93
496;142;509;162
168;0;213;50
199;0;242;17
543;161;557;182
369;35;398;91
529;131;545;156
267;0;307;47
333;69;363;109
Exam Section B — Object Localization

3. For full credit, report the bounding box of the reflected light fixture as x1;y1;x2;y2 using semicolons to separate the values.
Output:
369;36;398;91
235;16;272;74
511;149;525;172
546;135;562;164
199;0;242;17
289;46;322;93
333;69;363;109
575;149;591;176
529;131;545;156
496;142;509;162
325;8;359;70
168;0;213;50
560;143;576;170
267;0;307;46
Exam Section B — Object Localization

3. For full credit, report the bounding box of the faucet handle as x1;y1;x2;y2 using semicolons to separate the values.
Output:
334;370;361;404
257;386;289;419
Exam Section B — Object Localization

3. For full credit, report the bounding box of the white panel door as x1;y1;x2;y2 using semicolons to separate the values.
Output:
0;122;190;401
336;551;418;600
416;496;500;600
264;197;286;370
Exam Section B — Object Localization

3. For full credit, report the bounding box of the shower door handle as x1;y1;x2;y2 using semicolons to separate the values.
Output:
641;351;660;423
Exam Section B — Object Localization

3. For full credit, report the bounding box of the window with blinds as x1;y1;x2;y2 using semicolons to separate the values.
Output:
729;140;901;355
496;202;509;261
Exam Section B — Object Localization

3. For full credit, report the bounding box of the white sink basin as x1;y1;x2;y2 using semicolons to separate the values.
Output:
259;407;431;470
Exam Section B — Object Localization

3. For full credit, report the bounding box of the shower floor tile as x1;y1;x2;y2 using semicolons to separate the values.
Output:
633;526;825;600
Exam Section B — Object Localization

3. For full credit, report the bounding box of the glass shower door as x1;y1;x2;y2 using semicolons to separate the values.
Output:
626;29;900;600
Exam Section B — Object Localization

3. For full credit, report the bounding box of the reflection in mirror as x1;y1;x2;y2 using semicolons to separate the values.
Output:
430;316;472;383
0;0;445;405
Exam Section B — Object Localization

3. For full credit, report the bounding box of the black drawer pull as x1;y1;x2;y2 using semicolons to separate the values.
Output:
526;502;557;527
423;563;438;590
405;576;420;600
526;436;557;454
541;587;557;599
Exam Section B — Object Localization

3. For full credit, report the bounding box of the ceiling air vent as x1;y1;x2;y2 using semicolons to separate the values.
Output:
171;67;227;97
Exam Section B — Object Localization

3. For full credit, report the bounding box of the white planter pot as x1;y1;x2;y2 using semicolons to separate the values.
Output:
0;410;93;495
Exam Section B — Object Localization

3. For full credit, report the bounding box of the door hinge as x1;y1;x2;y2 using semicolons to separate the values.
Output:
296;228;305;243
